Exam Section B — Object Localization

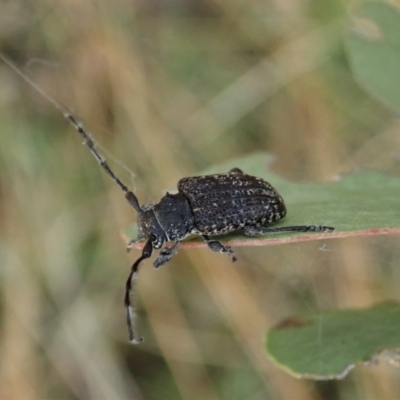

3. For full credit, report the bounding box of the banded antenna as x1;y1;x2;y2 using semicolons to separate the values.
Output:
0;52;148;344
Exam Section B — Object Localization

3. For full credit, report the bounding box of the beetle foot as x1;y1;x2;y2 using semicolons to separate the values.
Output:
126;239;138;253
305;225;335;232
202;236;237;262
153;242;180;269
126;233;145;253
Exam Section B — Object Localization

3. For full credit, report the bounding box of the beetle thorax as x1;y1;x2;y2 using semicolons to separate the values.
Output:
138;192;195;249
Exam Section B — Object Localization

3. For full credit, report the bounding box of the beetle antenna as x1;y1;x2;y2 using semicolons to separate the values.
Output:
64;114;140;211
0;52;141;211
125;239;153;343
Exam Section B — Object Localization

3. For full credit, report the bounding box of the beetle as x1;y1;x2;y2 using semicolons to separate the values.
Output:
65;114;334;343
0;53;334;343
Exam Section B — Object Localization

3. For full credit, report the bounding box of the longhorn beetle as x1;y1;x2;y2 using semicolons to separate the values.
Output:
0;53;335;344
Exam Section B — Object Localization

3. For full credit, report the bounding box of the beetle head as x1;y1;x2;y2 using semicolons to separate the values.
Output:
137;204;167;249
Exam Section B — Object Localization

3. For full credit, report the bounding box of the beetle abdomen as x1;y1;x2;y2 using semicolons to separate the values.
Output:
178;172;286;235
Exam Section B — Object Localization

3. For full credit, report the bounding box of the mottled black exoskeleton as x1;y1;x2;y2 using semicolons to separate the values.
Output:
65;113;334;343
0;54;335;343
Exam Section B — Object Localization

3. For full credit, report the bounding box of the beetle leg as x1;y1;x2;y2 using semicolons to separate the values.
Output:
153;242;180;269
125;238;153;344
126;230;144;253
244;225;335;236
202;235;237;262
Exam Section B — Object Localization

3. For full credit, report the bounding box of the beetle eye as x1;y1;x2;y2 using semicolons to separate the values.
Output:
150;234;157;242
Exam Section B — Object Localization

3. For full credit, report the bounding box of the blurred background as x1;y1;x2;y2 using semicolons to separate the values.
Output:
1;0;400;399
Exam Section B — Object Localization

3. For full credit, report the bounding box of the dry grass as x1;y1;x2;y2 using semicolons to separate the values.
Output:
1;0;400;399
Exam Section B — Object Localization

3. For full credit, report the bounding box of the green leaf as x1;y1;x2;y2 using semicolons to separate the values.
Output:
345;2;400;112
125;152;400;248
265;302;400;380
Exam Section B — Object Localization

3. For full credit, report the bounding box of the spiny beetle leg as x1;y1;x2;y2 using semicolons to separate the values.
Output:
126;231;144;253
202;235;237;262
153;242;180;269
244;225;335;236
